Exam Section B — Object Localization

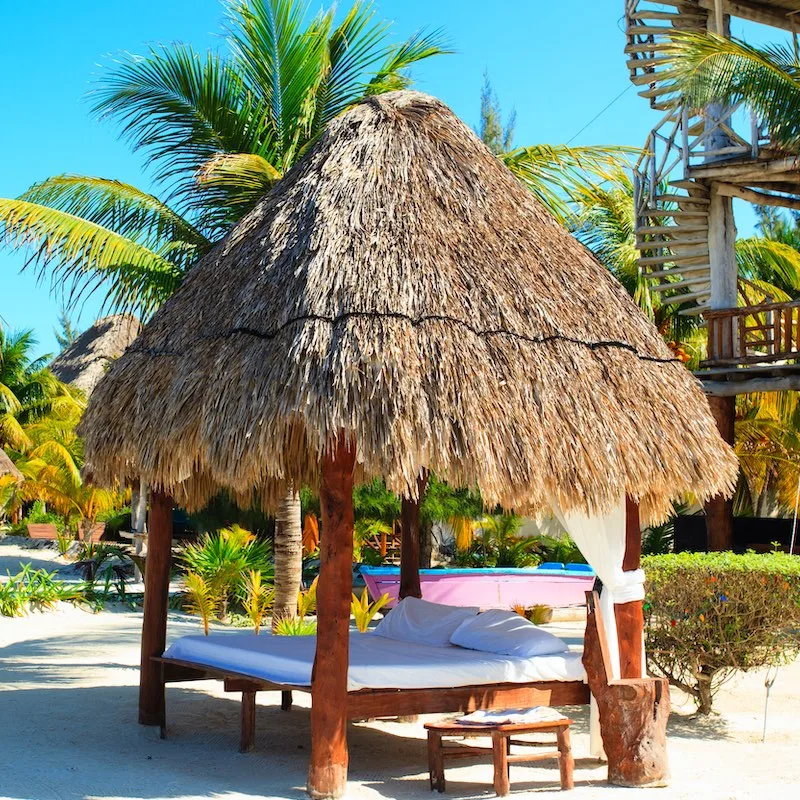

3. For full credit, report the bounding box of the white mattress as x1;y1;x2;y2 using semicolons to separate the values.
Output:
163;631;586;691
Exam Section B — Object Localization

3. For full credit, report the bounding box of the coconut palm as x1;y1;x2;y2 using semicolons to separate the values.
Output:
0;0;448;611
0;1;449;320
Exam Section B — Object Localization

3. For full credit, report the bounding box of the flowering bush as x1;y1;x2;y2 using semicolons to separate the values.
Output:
643;552;800;713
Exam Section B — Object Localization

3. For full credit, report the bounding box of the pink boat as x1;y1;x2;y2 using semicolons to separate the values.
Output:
360;565;595;609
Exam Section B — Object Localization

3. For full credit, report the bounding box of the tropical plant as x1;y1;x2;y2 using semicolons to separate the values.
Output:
55;527;76;558
477;74;632;223
180;525;273;615
353;517;392;562
0;564;81;616
0;326;82;451
350;588;390;632
274;616;317;636
475;513;539;568
241;569;275;634
297;576;319;619
184;571;220;635
74;542;130;583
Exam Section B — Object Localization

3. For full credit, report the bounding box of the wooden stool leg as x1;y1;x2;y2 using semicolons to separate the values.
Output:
281;690;293;711
556;728;574;790
427;731;445;793
240;691;256;753
492;732;510;797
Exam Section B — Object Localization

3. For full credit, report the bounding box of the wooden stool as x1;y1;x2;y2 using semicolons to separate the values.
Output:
424;717;574;796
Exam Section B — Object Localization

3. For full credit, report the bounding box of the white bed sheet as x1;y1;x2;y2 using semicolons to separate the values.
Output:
163;631;586;691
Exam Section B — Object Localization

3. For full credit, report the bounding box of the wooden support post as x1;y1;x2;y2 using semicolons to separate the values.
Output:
583;592;670;787
281;690;293;711
138;491;173;728
615;498;643;680
704;395;736;551
307;437;356;800
399;471;428;600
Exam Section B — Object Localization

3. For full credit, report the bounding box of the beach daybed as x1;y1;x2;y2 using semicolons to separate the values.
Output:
158;601;590;750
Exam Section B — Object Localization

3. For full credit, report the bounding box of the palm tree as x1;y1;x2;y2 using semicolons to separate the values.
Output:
0;0;448;617
661;31;800;152
477;75;632;223
0;326;82;451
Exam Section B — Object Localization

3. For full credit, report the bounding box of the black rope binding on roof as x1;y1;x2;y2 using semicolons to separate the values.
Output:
129;309;682;366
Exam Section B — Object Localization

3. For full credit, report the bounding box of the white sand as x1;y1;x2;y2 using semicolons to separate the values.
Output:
2;604;799;800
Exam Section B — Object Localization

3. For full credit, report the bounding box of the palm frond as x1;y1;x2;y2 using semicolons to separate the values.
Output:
366;26;452;95
500;144;634;222
665;31;800;151
226;0;329;163
736;237;800;295
0;198;184;317
196;153;282;225
91;44;270;195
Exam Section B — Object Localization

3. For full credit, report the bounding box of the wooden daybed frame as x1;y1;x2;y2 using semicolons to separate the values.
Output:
154;655;590;752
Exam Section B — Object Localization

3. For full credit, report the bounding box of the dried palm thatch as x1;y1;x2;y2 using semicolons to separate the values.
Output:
51;314;141;396
0;449;23;482
79;91;737;524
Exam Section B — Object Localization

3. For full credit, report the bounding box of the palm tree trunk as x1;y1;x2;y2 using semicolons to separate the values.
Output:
272;489;303;630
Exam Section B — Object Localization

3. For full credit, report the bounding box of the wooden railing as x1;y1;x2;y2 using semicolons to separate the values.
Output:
703;300;800;366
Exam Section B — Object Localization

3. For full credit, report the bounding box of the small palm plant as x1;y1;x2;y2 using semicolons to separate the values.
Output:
350;589;390;633
241;569;274;635
184;572;220;636
297;576;319;619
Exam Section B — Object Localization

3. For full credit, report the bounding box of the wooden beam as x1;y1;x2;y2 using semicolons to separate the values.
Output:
308;436;356;800
698;0;799;32
615;498;644;680
702;375;800;395
399;471;428;600
138;491;173;728
704;396;736;551
690;156;800;181
714;182;800;211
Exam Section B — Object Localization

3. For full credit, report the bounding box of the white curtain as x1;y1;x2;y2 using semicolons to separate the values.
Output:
549;495;645;757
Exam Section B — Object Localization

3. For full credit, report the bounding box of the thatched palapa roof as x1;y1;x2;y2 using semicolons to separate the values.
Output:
80;91;737;523
51;314;141;396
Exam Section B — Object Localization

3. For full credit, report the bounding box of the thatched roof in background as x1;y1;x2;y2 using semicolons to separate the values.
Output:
0;449;23;483
80;91;737;523
51;315;140;396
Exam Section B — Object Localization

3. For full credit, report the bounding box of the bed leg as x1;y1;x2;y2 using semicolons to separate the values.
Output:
281;690;293;711
240;691;256;753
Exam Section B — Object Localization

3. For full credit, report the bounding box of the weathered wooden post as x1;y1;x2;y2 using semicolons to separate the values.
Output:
138;490;173;729
703;3;738;553
399;471;428;600
307;437;356;799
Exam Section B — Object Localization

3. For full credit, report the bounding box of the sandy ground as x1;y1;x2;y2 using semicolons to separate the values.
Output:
2;538;799;799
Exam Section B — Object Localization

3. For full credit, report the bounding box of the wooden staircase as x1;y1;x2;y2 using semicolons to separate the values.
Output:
625;1;715;312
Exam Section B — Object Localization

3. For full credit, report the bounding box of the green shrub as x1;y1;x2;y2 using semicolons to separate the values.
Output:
534;534;587;564
643;552;800;713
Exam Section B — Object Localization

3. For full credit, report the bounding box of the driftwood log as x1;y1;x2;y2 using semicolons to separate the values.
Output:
583;592;670;787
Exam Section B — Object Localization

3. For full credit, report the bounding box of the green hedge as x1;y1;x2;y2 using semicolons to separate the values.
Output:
643;552;800;713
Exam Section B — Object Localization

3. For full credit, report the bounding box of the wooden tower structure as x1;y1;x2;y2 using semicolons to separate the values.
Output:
625;0;800;547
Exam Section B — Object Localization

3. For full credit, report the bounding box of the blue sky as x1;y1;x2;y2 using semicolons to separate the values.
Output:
0;1;787;357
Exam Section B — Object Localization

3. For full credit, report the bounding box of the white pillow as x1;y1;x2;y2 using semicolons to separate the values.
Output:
373;597;479;647
449;609;568;657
